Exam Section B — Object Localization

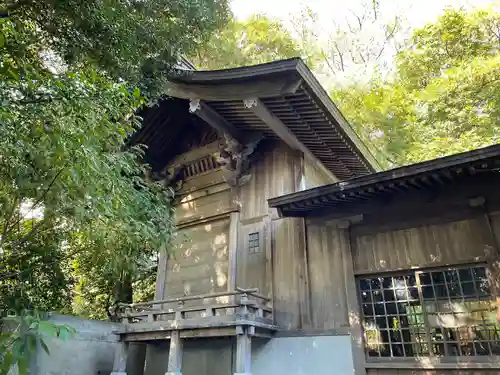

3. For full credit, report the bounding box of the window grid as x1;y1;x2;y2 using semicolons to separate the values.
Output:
248;232;260;254
358;265;500;359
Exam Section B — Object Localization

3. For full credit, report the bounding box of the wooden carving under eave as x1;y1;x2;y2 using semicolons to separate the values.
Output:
146;164;186;193
215;133;263;187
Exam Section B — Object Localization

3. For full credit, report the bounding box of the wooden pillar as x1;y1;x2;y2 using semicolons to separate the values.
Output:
110;341;129;375
166;331;183;375
338;220;366;375
228;211;240;293
234;327;252;375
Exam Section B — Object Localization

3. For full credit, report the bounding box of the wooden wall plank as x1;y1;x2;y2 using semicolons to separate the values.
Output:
236;221;268;293
304;154;338;189
165;217;230;298
352;216;494;274
239;142;298;221
175;188;232;225
272;217;310;330
306;223;348;329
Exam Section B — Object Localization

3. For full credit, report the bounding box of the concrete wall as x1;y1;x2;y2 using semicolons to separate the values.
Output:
16;314;145;375
252;335;355;375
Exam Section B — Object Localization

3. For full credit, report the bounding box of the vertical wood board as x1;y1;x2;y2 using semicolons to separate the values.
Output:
165;217;230;298
272;217;310;330
306;223;348;329
351;217;494;274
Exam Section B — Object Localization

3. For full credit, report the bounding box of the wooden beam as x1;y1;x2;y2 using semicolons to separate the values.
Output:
164;76;303;101
166;331;183;375
243;98;337;182
189;99;244;142
235;327;252;375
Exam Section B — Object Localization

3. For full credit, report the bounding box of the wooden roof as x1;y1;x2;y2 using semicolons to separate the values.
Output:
268;144;500;217
164;58;380;180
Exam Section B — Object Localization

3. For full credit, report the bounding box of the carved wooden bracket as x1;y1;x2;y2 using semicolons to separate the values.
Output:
215;133;262;187
146;164;186;193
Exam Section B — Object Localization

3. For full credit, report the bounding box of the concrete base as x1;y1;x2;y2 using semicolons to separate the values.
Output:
233;373;252;375
110;372;127;375
165;373;182;375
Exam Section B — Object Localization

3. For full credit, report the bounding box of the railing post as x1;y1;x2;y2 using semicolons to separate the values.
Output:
175;301;184;321
234;326;252;375
238;293;249;319
166;330;183;375
110;341;129;375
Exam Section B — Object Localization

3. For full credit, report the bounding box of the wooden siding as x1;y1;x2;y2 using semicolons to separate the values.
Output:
239;142;299;221
236;220;271;296
164;217;230;298
272;217;311;330
306;223;348;329
175;185;232;226
180;168;227;194
351;215;494;275
487;210;500;252
304;155;337;189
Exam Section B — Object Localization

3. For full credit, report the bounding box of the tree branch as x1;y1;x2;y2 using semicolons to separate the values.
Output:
0;165;67;246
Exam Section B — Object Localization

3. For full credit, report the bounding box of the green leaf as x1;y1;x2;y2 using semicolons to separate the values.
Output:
40;338;51;355
37;321;58;337
17;358;28;375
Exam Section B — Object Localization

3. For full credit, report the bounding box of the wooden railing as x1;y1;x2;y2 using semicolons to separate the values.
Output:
117;288;273;329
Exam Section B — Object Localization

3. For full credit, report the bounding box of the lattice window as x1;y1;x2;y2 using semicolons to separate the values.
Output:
358;265;500;358
183;155;220;178
248;232;260;254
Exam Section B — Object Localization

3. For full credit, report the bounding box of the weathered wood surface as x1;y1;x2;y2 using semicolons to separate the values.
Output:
118;289;275;341
179;168;227;195
165;217;230;299
304;153;338;189
306;222;348;329
272;217;311;330
236;220;269;297
351;215;494;274
239;141;299;220
175;187;232;225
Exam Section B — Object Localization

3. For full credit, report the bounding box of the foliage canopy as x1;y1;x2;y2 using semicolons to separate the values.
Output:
333;7;500;167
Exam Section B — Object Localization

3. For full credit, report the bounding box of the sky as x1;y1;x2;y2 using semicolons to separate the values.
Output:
231;0;493;27
230;0;497;87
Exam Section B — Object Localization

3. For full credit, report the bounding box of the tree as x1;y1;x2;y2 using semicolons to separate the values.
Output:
189;14;311;69
0;0;231;351
291;1;407;86
0;0;228;371
0;0;229;97
333;6;500;167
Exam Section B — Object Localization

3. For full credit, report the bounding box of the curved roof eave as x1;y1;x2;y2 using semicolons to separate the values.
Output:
165;58;381;178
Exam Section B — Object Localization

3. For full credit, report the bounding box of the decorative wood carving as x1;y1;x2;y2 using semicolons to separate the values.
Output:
146;164;186;192
215;133;263;187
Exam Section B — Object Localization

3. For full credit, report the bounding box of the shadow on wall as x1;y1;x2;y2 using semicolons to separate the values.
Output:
26;314;145;375
167;216;229;301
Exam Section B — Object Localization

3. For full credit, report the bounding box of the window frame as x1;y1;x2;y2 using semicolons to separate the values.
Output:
248;231;260;254
356;263;500;363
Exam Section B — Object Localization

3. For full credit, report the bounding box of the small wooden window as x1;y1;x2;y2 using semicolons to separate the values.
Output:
248;232;260;254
